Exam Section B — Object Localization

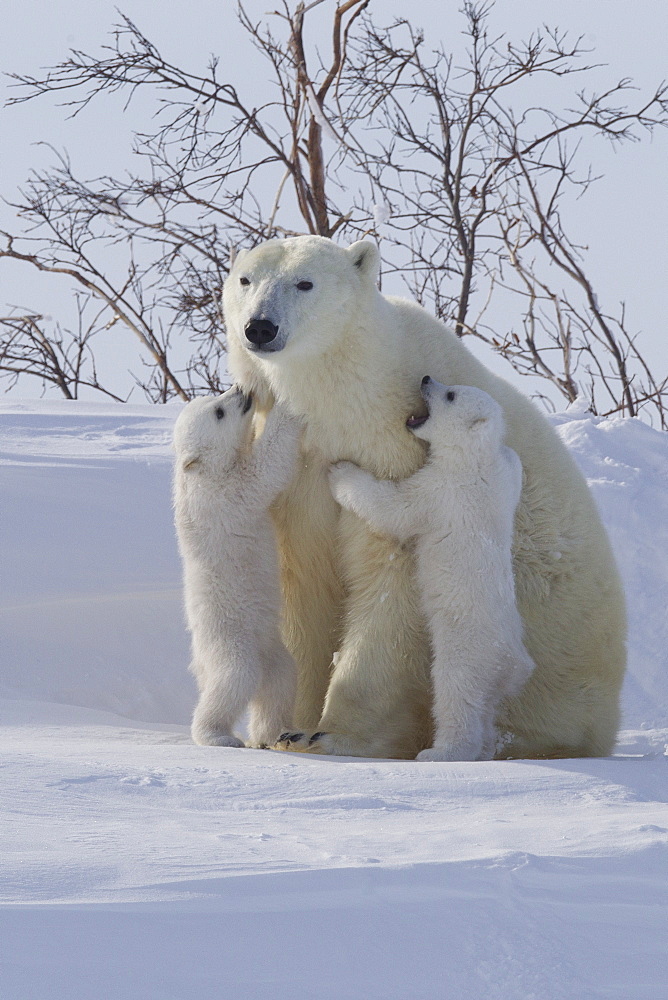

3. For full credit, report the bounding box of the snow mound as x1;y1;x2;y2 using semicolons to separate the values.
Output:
1;399;194;721
555;414;668;729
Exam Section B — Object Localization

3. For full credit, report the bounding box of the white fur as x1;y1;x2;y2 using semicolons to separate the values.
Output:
173;388;300;748
329;380;536;761
223;236;626;760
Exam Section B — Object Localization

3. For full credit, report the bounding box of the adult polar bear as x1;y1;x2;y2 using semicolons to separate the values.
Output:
223;235;626;760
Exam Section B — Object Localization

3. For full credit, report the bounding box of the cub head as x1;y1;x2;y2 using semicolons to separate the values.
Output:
407;377;505;454
222;236;380;368
173;386;254;474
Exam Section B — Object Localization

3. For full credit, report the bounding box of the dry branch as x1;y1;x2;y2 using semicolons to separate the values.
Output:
1;1;665;423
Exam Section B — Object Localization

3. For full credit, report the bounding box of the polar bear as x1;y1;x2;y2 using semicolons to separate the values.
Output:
173;387;300;748
222;235;626;760
329;377;536;761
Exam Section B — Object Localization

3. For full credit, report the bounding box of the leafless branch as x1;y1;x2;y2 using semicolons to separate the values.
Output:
1;1;665;421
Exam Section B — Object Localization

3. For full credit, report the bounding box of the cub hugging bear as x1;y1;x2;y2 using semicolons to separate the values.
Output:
222;235;626;760
173;387;301;749
330;377;536;762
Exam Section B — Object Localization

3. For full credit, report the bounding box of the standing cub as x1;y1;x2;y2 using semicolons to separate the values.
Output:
173;388;300;748
329;376;535;761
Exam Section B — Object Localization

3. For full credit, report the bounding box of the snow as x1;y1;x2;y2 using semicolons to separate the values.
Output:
373;202;392;227
304;80;340;144
1;398;667;999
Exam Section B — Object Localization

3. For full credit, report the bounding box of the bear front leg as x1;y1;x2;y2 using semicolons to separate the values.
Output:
276;512;433;759
415;639;502;762
189;636;263;747
272;455;345;730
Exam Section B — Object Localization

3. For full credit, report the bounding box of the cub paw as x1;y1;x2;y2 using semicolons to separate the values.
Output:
416;741;482;762
192;730;246;748
328;461;362;504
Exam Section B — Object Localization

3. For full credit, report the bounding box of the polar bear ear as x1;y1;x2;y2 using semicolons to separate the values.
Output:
347;241;380;282
229;246;246;270
181;454;201;471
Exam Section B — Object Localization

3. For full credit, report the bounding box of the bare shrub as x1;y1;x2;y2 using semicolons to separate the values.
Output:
1;1;666;423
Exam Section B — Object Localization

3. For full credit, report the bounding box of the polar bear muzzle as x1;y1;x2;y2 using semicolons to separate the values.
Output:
244;318;280;351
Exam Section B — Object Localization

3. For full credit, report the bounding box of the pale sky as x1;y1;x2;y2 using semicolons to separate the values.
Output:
2;0;667;406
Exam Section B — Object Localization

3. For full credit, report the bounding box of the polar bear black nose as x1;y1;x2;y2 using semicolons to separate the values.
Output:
245;318;278;347
422;375;431;385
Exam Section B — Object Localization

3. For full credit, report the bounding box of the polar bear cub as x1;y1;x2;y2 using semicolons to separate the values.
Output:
329;376;536;761
173;387;301;748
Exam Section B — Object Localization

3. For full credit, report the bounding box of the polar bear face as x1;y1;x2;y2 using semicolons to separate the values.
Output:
173;386;254;473
408;376;505;454
222;236;380;361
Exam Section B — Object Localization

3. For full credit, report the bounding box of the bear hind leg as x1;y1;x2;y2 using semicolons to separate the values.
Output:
417;643;501;762
247;639;298;748
190;649;261;748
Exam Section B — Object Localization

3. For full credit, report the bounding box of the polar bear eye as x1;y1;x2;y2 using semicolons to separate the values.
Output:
446;391;456;402
239;276;250;286
215;406;225;420
296;280;313;291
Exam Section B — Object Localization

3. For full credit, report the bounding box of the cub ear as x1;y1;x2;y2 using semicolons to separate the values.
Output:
347;240;380;282
468;416;489;432
181;454;201;471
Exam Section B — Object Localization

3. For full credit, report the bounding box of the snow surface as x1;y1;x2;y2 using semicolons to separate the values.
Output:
1;398;667;1000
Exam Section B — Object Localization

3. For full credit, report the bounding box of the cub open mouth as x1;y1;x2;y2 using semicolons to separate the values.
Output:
406;413;429;429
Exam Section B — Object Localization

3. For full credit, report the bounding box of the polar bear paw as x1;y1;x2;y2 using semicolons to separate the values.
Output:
272;731;330;754
328;461;365;506
416;740;483;762
272;730;378;757
192;729;246;748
